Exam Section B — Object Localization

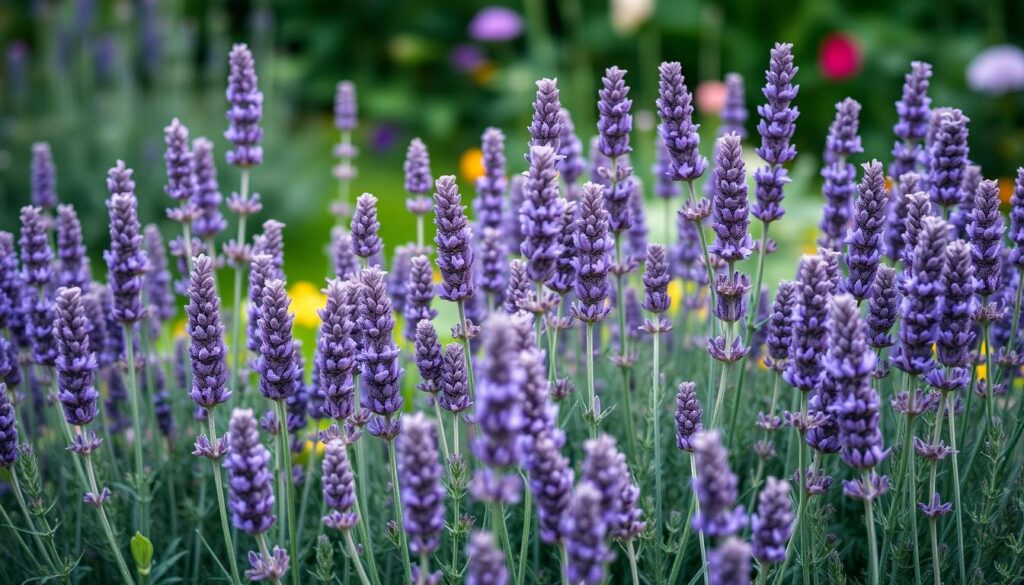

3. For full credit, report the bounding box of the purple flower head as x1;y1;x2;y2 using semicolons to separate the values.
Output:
656;61;707;182
672;213;706;284
317;279;358;419
256;279;297;402
709;537;752;585
246;254;276;354
479;227;509;299
54;287;100;426
893;216;948;376
721;73;748;138
934;240;976;370
626;186;648;262
558;109;585;187
562;482;611;585
387;245;414;316
765;281;797;366
468;6;523;42
885;173;920;263
784;255;833;391
404;137;433;196
571;183;613;323
0;232;26;338
597;67;633;159
466;532;508;585
756;42;800;166
708;133;753;263
55;204;91;291
164;118;198;207
890;62;933;182
143;225;173;324
928;109;970;209
31;142;57;209
192;137;227;239
404;255;437;340
19;206;53;289
1010;168;1024;267
517;347;558;456
949;164;981;239
433;176;476;303
0;382;18;467
321;438;358;529
186;255;230;409
520;145;565;285
825;98;863;159
900;189;933;274
152;367;175;438
357;267;403;436
475;127;507;233
351;193;382;261
104;162;149;323
439;343;471;413
334;81;357;132
751;477;794;564
330;228;359;280
844;161;888;300
246;546;289;583
505;176;527;253
581;433;643;539
225;44;263;167
691;430;746;537
818;99;862;249
866;265;900;350
675;381;703;451
504;259;530;314
526;430;574;544
414;320;443;394
398;413;446;555
653;137;682;200
225;408;276;534
642;243;671;313
529;78;562;153
253;218;285;276
968;179;1004;297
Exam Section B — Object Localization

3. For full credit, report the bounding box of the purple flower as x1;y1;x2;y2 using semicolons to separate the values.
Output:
968;179;1004;297
653;137;681;200
388;245;414;316
475;127;507;233
844;161;888;300
30;142;58;210
357;267;403;437
504;259;530;315
398;413;446;555
526;430;573;544
466;532;508;585
334;81;357;132
866;265;900;350
626;186;648;262
19;206;53;289
751;477;794;564
246;546;289;583
581;433;643;539
55;204;91;291
330;228;359;280
520;145;565;285
54;287;100;426
143;225;173;324
316;279;358;420
164;118;198;209
529;78;562;152
0;232;26;341
351;193;382;262
479;227;508;299
186;255;230;409
818;99;862;249
562;482;611;585
709;537;752;585
434;176;476;303
558;109;585;188
404;255;437;341
691;430;746;537
505;176;527;253
104;162;149;323
414;320;443;394
928;109;970;209
934;240;976;372
893;216;948;376
900;190;933;276
225;44;263;167
598;66;633;160
1011;168;1024;268
192;137;227;239
784;255;833;391
152;367;175;438
675;382;704;451
468;6;523;42
256;279;297;402
439;343;471;413
247;254;276;354
225;408;276;534
885;173;922;263
891;62;932;183
517;347;558;453
722;74;749;139
657;61;707;182
966;45;1024;95
0;381;18;467
642;243;671;314
708;133;753;263
571;183;613;323
752;43;800;224
672;213;706;284
765;281;797;367
321;438;358;530
950;164;982;239
404;138;432;195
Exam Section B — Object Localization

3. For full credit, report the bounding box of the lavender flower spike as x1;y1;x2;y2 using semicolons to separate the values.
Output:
818;99;862;249
479;227;508;301
54;287;100;426
520;145;565;285
186;255;231;409
691;430;746;537
334;81;357;132
708;133;753;264
932;240;976;377
192;137;228;239
526;430;574;544
529;78;562;153
404;255;437;341
891;62;933;181
330;228;359;279
968;179;1004;298
765;281;797;369
466;532;508;585
752;42;800;224
31;142;57;209
413;320;443;394
104;162;149;323
351;193;382;262
893;216;948;376
571;183;613;323
317;279;358;419
866;265;901;350
256;279;297;402
751;477;794;564
0;382;17;467
225;43;263;167
321;438;358;529
844;161;888;300
657;61;707;182
404;138;433;215
55;204;91;291
709;537;752;585
1010;168;1024;268
597;66;632;159
356;267;404;438
675;382;704;451
398;413;445;555
225;408;276;534
433;175;476;303
476;127;508;232
928;109;970;209
439;343;471;413
562;482;611;585
784;255;833;391
143;225;174;324
721;73;748;139
558;108;585;189
164;118;198;205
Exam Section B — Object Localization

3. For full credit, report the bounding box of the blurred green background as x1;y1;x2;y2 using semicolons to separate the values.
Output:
1;0;1023;292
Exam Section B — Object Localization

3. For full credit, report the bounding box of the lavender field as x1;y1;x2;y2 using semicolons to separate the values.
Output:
2;30;1024;585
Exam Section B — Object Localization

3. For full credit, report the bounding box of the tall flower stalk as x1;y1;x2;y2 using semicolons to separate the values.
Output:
333;80;358;221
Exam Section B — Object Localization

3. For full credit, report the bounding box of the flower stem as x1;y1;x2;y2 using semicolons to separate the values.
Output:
123;323;149;536
945;392;966;585
0;502;40;571
275;401;300;585
457;301;476;401
651;329;664;581
689;456;709;585
387;437;413;582
343;529;372;585
80;441;136;585
208;414;242;585
797;401;810;585
349;440;381;585
230;168;250;399
9;468;59;573
625;538;640;585
585;323;597;439
490;500;516;584
516;486;532;585
905;390;923;585
864;472;880;585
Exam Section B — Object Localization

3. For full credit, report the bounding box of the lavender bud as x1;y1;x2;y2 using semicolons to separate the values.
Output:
433;176;475;303
404;255;438;341
192;137;227;239
562;482;611;585
866;265;900;350
225;44;263;167
571;183;613;323
30;142;57;209
721;73;748;138
526;430;573;544
691;430;746;537
1010;168;1024;268
164;118;198;207
968;179;1004;297
844;161;888;300
56;204;91;290
558;109;585;188
934;240;976;370
708;134;753;263
439;343;471;413
504;259;530;314
398;413;445;555
466;532;508;585
709;537;752;585
784;255;833;392
893;217;948;376
475;128;507;233
414;320;443;394
597;67;632;159
675;382;704;451
186;255;231;409
330;228;360;279
356;267;403;434
104;162;149;323
548;200;578;295
321;438;358;529
351;193;382;261
334;81;357;132
256;279;297;402
54;287;100;426
751;477;794;564
765;281;797;366
752;43;800;224
404;138;433;196
529;78;562;153
520;145;565;285
0;382;18;467
642;244;671;313
656;61;706;181
225;408;276;534
479;227;509;299
928;109;970;209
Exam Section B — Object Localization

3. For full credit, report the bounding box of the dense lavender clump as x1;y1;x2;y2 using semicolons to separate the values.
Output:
529;78;562;153
819;99;862;249
675;382;703;451
562;482;611;585
893;216;948;375
866;265;901;350
397;413;445;555
225;44;263;167
466;532;508;585
844;161;888;300
225;408;275;534
691;431;746;537
104;163;149;324
475;127;507;232
968;179;1004;298
192;137;227;239
256;279;297;402
520;145;565;285
752;42;800;224
439;343;471;413
351;193;383;261
708;134;753;264
321;439;358;529
30;142;57;209
751;477;794;564
357;267;404;437
891;62;932;181
434;176;475;303
928;109;970;209
784;255;833;391
54;287;100;426
56;205;91;290
571;183;613;323
0;382;18;467
656;61;707;182
186;255;231;409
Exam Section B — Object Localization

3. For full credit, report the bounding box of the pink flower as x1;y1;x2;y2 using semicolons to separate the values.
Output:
967;45;1024;96
819;33;862;81
468;7;524;42
696;80;727;115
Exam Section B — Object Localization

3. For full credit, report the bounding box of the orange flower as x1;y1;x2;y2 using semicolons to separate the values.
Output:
460;148;486;182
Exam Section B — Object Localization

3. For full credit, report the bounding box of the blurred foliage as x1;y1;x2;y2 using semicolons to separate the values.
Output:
0;0;1022;289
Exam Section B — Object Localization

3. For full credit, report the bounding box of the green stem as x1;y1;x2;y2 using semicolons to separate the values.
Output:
416;215;424;251
690;456;709;585
349;445;381;585
516;486;532;585
457;301;476;401
123;323;149;536
433;401;450;463
81;444;136;585
585;324;597;439
925;389;946;585
9;468;59;573
651;329;664;581
684;180;718;313
710;330;734;430
490;500;516;584
387;438;413;582
298;435;321;549
905;391;923;585
945;392;966;585
625;539;640;585
230;168;250;400
343;529;372;585
0;502;41;572
275;401;300;585
864;472;880;585
208;415;242;585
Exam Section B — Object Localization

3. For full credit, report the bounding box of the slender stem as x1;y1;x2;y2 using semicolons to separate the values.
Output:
690;456;709;585
349;439;381;585
416;215;424;251
516;487;532;585
796;401;810;585
710;340;733;430
684;181;718;313
450;417;462;572
274;401;300;585
256;533;282;585
945;392;966;585
123;323;149;536
230;169;250;402
432;401;450;463
387;438;413;582
9;468;59;572
651;329;664;581
746;222;770;336
925;390;946;585
490;500;516;584
0;503;40;571
343;529;372;585
905;391;923;585
208;415;242;585
81;446;136;585
457;301;476;401
983;318;994;423
880;374;911;574
625;539;640;585
585;324;597;438
864;472;880;585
